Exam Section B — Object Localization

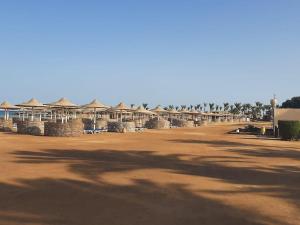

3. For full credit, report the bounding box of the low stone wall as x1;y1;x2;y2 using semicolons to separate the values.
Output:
0;118;13;132
145;118;170;129
82;118;93;130
44;119;83;137
17;120;44;136
82;118;108;130
172;119;195;128
134;119;148;128
108;121;135;132
96;119;108;129
200;120;208;126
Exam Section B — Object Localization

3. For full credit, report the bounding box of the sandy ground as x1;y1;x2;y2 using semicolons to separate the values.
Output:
1;123;300;225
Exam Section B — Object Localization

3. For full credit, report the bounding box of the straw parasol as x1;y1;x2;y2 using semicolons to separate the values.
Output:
150;105;167;120
82;99;109;130
167;108;180;114
16;98;45;121
135;106;156;115
110;102;131;122
179;108;190;120
45;98;78;123
47;97;78;108
187;108;200;114
179;108;190;114
0;101;20;120
187;108;200;120
151;105;167;114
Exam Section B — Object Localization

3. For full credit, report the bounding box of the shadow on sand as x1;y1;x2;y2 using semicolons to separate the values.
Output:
1;148;299;224
0;177;279;225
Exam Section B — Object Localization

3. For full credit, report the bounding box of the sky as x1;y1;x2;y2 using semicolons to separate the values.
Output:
0;0;299;107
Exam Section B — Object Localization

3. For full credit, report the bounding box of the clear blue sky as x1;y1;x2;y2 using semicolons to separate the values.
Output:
0;0;299;107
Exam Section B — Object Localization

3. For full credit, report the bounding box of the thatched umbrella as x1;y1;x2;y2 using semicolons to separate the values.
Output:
16;98;45;121
134;106;155;127
150;105;167;119
135;106;156;119
165;108;180;126
82;99;109;130
151;105;166;114
168;108;180;114
45;98;78;123
0;101;20;120
135;106;155;115
179;108;190;120
187;109;200;120
110;102;131;122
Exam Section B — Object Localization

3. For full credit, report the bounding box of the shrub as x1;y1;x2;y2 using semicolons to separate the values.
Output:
244;125;260;134
278;120;300;140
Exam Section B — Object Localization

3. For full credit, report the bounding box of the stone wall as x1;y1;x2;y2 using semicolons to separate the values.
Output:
145;118;170;129
171;119;195;128
82;118;93;130
82;118;108;130
17;120;44;136
134;118;148;128
44;119;83;137
107;121;135;132
96;119;108;129
0;118;13;132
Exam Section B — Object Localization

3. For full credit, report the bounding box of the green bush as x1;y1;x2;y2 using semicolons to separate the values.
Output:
278;120;300;140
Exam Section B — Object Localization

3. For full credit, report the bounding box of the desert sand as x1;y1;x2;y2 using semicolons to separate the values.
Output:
1;123;300;225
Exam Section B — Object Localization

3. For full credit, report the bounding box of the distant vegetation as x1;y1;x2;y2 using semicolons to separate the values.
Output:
159;101;272;120
281;96;300;108
278;120;300;140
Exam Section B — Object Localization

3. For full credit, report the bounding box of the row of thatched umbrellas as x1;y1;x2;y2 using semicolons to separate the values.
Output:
1;98;231;129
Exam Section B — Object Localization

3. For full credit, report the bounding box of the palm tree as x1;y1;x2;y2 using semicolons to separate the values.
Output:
216;105;219;111
142;103;148;110
230;105;234;113
255;102;263;118
180;105;186;110
203;103;207;112
168;105;174;109
223;103;230;112
130;104;135;109
261;104;271;118
175;106;179;110
209;103;215;112
242;103;252;115
234;103;242;114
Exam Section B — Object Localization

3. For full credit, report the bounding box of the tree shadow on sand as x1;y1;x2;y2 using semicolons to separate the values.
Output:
228;148;300;160
0;177;282;225
11;149;300;210
169;138;300;150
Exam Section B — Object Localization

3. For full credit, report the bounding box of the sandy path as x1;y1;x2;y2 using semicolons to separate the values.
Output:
1;123;300;225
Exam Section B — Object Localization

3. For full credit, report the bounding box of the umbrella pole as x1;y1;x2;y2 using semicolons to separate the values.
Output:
22;108;25;121
31;107;34;121
94;108;96;130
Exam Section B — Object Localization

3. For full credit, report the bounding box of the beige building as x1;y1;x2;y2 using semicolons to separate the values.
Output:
274;108;300;126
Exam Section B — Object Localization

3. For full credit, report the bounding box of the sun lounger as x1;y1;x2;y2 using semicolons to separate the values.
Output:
84;128;108;134
135;127;144;132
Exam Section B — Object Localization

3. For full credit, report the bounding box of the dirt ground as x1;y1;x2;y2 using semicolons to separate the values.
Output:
1;123;300;225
